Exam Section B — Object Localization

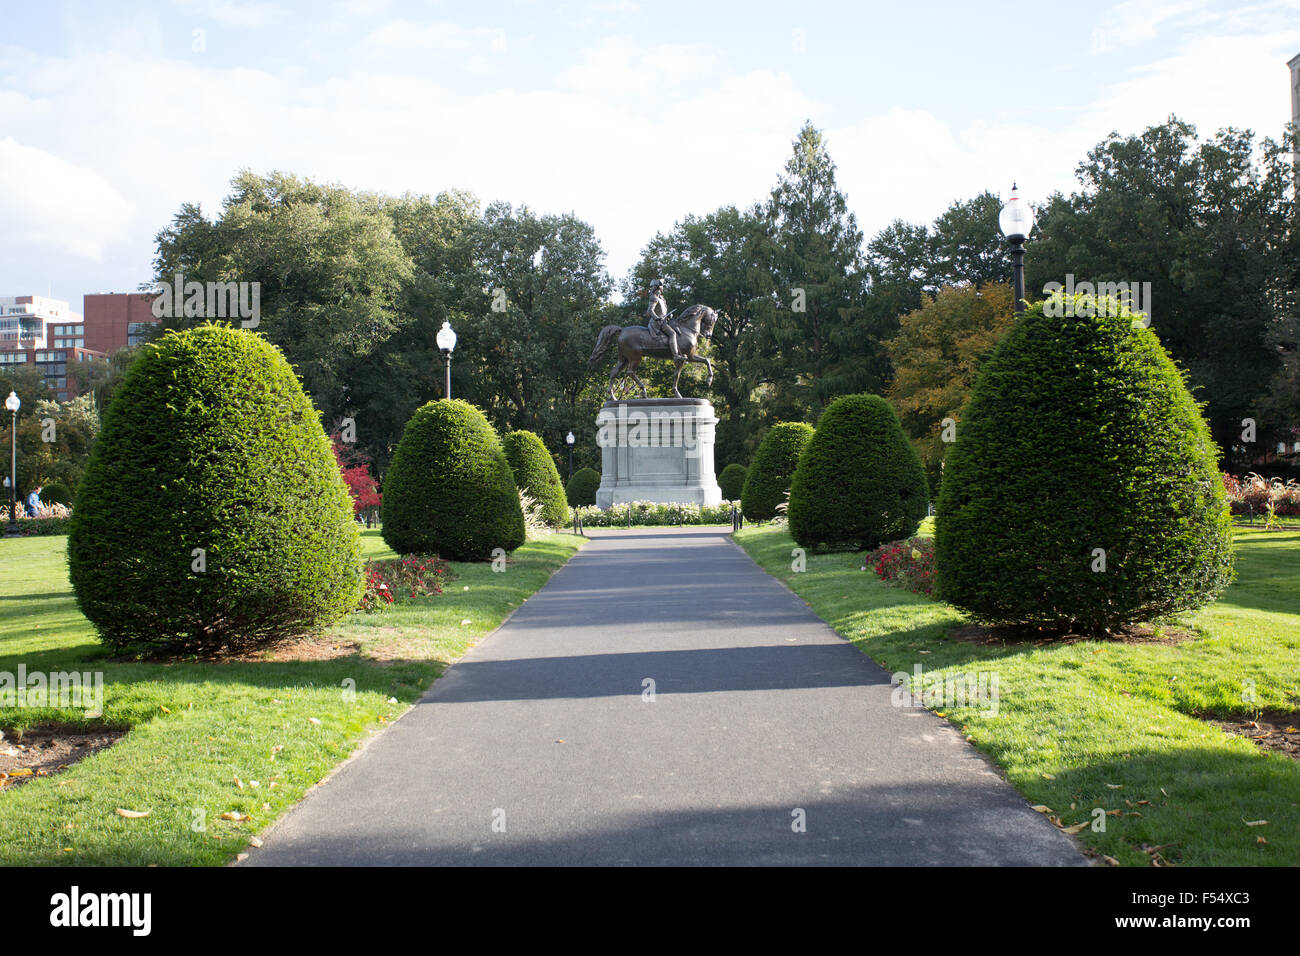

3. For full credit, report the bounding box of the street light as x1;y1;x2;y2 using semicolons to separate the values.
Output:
436;321;457;400
5;390;19;535
566;431;575;480
999;182;1036;315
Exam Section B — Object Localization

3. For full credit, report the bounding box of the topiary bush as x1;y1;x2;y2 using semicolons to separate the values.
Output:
40;481;74;506
934;294;1235;634
741;422;814;520
382;399;525;561
718;463;748;501
788;395;929;551
502;430;570;527
566;466;601;507
67;325;363;654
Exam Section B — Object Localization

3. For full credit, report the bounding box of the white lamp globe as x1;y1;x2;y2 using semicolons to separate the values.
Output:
436;321;457;353
4;391;19;413
566;432;575;446
998;184;1035;240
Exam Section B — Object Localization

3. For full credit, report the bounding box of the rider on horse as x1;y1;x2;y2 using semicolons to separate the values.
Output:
644;278;683;360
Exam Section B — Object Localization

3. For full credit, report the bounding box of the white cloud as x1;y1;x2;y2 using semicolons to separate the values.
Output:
173;0;286;28
0;137;133;261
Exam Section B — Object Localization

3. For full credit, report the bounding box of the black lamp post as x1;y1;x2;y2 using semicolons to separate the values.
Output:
5;390;19;535
436;321;457;399
566;431;575;480
999;183;1036;315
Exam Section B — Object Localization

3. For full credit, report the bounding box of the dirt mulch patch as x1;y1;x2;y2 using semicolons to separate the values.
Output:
1210;711;1300;761
0;726;127;789
947;622;1195;647
218;636;362;663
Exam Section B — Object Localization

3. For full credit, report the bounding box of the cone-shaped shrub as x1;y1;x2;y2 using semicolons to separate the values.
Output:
741;422;814;520
382;399;525;560
718;463;748;501
566;466;601;507
67;325;362;653
787;395;929;551
503;429;570;527
934;296;1235;633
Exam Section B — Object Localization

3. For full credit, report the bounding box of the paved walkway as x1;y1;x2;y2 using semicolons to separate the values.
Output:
245;527;1083;866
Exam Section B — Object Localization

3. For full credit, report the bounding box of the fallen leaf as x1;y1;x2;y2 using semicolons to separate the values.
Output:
1102;855;1120;866
233;777;243;789
1030;805;1052;813
460;619;472;625
236;853;249;862
1061;821;1089;835
1256;836;1268;844
1105;783;1122;789
1041;773;1056;780
160;706;171;714
220;811;245;821
308;717;321;726
249;835;263;848
115;808;149;818
1243;819;1268;827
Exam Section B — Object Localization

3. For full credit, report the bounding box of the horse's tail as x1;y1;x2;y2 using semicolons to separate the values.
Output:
587;324;623;371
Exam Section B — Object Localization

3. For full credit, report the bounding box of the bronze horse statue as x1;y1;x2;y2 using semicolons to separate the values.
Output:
586;305;718;400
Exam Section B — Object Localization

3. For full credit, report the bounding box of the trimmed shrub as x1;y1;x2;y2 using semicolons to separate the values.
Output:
787;395;929;551
566;466;601;507
67;326;363;653
718;463;748;501
934;295;1235;633
741;422;814;520
503;430;570;527
382;399;525;561
41;481;74;506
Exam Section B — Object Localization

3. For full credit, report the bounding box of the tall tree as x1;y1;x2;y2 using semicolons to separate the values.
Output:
751;122;875;420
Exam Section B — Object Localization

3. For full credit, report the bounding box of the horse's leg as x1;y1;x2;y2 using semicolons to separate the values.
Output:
627;356;649;398
609;357;626;401
687;353;714;387
672;359;685;398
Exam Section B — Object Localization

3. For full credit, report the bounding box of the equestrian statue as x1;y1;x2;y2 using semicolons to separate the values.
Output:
586;278;719;400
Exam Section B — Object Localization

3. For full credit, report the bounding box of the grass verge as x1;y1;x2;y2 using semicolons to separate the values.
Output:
0;529;584;865
733;523;1300;866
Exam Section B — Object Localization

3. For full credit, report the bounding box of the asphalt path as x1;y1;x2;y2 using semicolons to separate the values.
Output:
243;527;1084;866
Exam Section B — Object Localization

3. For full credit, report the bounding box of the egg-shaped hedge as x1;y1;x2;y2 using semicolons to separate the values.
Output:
718;463;748;501
566;466;601;507
382;399;525;560
741;422;814;521
787;395;929;551
503;429;570;527
934;296;1234;633
67;325;363;653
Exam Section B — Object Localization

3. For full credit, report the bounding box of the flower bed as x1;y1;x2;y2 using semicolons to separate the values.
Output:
359;555;453;612
865;536;935;597
573;501;736;527
1223;473;1300;519
0;503;73;536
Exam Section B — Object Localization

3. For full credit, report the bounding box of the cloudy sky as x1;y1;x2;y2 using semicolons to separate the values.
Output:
1;0;1297;308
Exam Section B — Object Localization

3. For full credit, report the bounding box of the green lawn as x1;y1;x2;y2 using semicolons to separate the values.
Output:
0;529;584;865
735;523;1300;866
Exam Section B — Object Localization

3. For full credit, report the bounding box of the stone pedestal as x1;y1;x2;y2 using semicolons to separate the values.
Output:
595;399;723;508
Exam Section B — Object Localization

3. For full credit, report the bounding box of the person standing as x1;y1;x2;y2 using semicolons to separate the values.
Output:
26;484;42;518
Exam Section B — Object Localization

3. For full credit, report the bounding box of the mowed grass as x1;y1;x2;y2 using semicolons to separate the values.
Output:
734;523;1300;866
0;529;584;865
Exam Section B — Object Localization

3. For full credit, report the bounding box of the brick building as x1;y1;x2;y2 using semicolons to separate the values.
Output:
82;292;160;353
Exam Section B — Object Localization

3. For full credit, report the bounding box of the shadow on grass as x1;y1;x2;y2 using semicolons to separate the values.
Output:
1036;746;1300;866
